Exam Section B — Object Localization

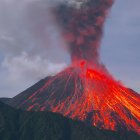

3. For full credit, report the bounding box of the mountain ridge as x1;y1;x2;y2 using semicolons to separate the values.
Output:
0;101;140;140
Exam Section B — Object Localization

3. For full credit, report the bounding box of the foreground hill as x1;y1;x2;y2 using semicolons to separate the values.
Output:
0;98;11;103
0;101;140;140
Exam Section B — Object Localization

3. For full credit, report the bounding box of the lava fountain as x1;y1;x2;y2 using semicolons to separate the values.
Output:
10;0;140;134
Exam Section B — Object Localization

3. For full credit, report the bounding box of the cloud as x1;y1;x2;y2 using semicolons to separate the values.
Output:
0;0;67;55
0;51;67;97
2;52;66;80
0;0;70;97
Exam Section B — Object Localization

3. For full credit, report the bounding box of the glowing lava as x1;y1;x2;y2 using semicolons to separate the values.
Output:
8;0;140;134
18;60;140;134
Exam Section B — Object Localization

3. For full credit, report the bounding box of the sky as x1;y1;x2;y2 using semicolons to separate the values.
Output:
0;0;139;97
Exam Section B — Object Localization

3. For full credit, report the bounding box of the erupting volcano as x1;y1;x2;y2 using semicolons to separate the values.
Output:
7;0;140;134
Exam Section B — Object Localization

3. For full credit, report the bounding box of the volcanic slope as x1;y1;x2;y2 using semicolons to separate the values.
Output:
7;65;140;134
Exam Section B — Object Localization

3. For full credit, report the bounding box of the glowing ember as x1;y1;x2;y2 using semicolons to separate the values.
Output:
9;0;140;134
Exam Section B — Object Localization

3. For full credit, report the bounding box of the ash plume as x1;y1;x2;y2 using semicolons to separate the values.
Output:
53;0;114;66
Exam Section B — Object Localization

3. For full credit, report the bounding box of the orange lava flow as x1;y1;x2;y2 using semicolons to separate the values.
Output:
23;60;140;134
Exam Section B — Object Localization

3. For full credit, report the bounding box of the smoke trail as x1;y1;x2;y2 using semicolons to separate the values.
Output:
53;0;114;66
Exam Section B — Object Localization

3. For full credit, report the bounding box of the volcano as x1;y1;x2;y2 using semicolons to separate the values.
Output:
7;0;140;135
7;65;140;134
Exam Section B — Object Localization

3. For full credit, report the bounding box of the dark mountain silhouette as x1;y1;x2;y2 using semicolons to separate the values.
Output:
0;101;140;140
0;98;11;103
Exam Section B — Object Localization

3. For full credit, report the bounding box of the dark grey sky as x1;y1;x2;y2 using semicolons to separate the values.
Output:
0;0;139;97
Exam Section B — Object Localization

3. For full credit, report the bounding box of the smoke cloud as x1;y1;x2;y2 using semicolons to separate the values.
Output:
53;0;114;66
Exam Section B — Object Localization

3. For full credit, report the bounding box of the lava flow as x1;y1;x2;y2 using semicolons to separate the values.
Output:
8;0;140;134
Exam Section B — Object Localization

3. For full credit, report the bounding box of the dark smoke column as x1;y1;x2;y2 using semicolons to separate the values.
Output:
54;0;114;66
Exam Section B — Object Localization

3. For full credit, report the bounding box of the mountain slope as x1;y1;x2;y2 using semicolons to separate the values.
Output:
7;70;140;134
0;98;11;103
7;77;51;107
0;101;140;140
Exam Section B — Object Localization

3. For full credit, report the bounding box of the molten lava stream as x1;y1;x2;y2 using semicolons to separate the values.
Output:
45;61;140;133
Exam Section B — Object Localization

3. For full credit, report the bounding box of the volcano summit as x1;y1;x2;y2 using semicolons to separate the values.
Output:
7;0;140;135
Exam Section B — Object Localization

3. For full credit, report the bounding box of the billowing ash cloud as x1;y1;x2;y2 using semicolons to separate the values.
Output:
53;0;114;66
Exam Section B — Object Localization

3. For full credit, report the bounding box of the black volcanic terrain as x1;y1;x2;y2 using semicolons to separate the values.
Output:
0;98;11;103
0;101;140;140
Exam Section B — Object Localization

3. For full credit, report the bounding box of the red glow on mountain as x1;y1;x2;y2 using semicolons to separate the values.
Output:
8;0;140;134
16;60;140;134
